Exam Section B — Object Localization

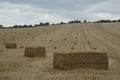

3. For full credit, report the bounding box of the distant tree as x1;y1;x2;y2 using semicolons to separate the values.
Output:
84;20;86;23
45;22;49;26
39;22;49;26
52;23;55;25
95;20;111;23
35;24;38;27
28;25;32;27
40;23;43;26
0;25;3;28
118;19;120;22
17;25;22;28
60;22;66;24
68;20;81;24
13;25;18;28
23;25;27;27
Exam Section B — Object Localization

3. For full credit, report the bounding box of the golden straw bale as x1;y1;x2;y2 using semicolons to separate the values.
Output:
5;43;17;49
24;47;46;57
54;52;108;70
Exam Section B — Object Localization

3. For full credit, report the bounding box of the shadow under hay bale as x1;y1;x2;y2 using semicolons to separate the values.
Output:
5;43;17;49
24;47;46;57
54;52;108;71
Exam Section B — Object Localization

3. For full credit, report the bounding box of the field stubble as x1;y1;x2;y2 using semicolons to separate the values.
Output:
0;23;120;80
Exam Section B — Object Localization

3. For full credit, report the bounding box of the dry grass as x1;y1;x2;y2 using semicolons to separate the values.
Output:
0;23;120;80
0;49;3;52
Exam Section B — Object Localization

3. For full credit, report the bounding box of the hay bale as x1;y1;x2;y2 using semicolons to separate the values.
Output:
54;47;57;49
74;42;77;45
50;40;52;42
5;43;17;49
54;52;108;70
64;38;67;40
92;47;97;50
71;47;74;50
32;37;35;39
3;42;7;44
20;46;24;49
88;42;91;44
44;37;46;39
24;47;46;57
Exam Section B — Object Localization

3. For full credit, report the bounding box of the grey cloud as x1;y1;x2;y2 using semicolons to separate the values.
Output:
0;0;120;26
0;0;106;11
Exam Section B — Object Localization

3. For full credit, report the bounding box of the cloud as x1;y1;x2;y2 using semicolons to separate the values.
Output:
97;13;112;19
0;0;120;27
0;0;105;11
0;2;71;26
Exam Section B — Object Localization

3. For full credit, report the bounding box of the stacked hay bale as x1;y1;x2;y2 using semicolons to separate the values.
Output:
54;52;108;70
5;43;17;49
24;47;46;57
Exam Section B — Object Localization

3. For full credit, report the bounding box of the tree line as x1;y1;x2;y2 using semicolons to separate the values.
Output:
0;19;120;28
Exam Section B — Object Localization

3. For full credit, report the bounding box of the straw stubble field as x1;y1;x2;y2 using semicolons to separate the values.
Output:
0;23;120;80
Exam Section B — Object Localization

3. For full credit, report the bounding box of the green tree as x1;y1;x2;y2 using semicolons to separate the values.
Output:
84;20;86;23
0;25;3;28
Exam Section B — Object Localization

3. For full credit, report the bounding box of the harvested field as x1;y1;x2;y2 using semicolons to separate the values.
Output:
0;23;120;80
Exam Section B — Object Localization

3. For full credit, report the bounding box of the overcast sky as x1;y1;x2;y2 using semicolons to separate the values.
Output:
0;0;120;27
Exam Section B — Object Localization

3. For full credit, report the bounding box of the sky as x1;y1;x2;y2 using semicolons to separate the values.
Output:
0;0;120;27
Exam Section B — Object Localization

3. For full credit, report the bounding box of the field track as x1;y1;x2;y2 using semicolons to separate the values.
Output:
0;23;120;80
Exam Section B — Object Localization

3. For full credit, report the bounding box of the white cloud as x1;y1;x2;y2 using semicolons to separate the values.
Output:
0;0;120;27
97;13;112;19
0;2;71;27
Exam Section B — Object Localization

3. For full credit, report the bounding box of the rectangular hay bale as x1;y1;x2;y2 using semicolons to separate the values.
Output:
54;52;108;70
5;43;17;49
24;47;46;57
